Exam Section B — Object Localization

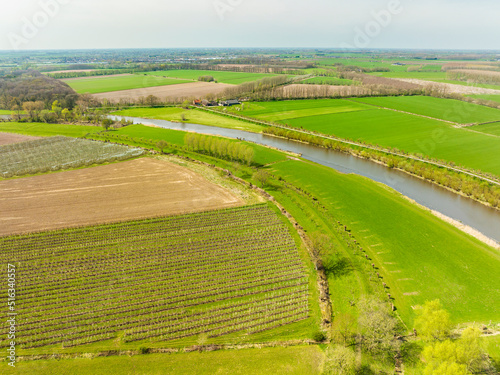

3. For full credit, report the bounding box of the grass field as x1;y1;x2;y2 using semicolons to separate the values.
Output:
468;94;500;104
270;159;500;325
350;96;500;124
0;109;13;114
0;204;311;351
298;77;353;85
10;346;324;375
62;74;192;94
143;70;278;85
238;99;372;121
0;122;101;137
468;122;500;136
112;107;265;132
0;136;143;178
368;71;448;80
239;98;500;176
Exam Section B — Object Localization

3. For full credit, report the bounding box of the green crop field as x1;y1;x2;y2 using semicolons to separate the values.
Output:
469;122;500;136
0;205;311;351
351;96;500;124
468;94;500;104
298;77;353;85
62;74;192;94
0;122;101;137
11;346;324;375
238;99;372;121
143;70;278;85
368;71;448;80
112;107;265;133
239;98;500;176
270;159;500;325
0;137;143;178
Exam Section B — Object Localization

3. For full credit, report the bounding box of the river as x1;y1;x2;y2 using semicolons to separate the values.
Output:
109;115;500;244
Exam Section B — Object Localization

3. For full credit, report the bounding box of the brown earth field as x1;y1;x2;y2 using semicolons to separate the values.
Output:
0;132;42;146
92;81;233;102
393;78;500;95
0;158;244;236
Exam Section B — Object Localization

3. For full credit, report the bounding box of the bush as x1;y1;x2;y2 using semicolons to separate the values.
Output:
323;345;356;375
40;110;58;123
312;330;327;342
138;346;150;354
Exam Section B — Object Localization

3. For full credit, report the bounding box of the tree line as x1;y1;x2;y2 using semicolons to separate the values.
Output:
184;133;254;165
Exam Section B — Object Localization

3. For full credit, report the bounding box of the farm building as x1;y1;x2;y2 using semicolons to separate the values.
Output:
220;99;240;106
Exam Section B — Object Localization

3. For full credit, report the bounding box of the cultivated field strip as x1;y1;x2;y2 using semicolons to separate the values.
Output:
0;204;309;348
0;136;144;177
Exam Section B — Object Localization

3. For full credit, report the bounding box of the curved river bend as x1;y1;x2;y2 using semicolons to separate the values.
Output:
109;115;500;244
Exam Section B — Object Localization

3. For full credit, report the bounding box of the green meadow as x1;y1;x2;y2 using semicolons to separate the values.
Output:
143;70;278;85
468;94;500;104
351;96;500;124
0;122;100;137
112;107;265;133
270;159;500;325
368;71;448;80
299;77;353;85
9;346;324;375
62;74;192;94
469;122;500;136
240;98;500;176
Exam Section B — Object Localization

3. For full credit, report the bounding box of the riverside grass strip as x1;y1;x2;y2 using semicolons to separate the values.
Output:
0;204;309;349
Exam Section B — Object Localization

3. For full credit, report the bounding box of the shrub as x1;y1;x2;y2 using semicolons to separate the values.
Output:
312;330;327;342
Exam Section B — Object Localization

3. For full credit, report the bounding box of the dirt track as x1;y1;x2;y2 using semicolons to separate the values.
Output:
0;133;42;146
92;82;232;102
0;158;244;236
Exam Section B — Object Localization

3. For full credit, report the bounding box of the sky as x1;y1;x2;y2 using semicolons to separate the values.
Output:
0;0;498;51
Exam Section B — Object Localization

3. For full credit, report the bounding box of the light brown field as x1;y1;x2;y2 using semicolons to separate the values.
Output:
92;81;232;102
0;158;244;236
450;69;500;78
0;132;41;146
393;78;500;95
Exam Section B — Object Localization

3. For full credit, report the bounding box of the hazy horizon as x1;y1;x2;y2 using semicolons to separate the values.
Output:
0;0;499;51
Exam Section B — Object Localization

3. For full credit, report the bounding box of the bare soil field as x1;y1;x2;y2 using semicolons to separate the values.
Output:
394;78;500;95
0;132;41;146
92;81;233;101
0;158;244;236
